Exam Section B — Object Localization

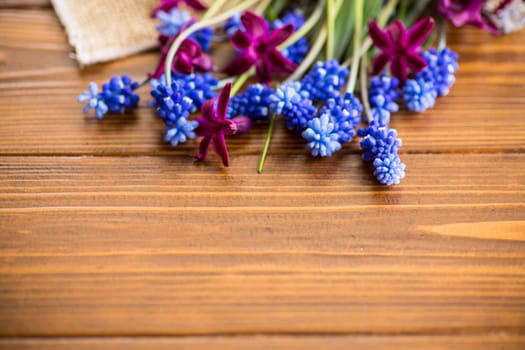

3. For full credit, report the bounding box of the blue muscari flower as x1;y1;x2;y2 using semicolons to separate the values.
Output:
319;92;362;143
373;153;406;186
272;10;308;64
273;9;305;30
152;72;218;112
164;117;199;147
172;72;218;111
227;84;274;120
357;121;402;162
269;82;309;115
281;37;309;65
190;27;214;52
156;9;191;37
403;77;437;112
78;75;140;119
368;74;400;124
302;113;342;157
357;121;405;185
77;82;108;119
151;81;194;127
270;82;316;131
300;59;349;102
99;75;140;114
224;13;243;37
417;48;459;97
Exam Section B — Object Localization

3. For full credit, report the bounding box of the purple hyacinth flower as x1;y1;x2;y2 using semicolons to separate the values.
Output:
195;83;251;166
224;11;297;84
369;17;434;84
151;0;207;17
438;0;499;33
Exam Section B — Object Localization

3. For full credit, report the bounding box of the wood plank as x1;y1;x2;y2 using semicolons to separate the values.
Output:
0;10;524;155
0;154;524;336
1;335;525;350
0;0;50;8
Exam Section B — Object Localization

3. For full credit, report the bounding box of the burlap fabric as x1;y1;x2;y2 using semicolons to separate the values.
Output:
51;0;158;66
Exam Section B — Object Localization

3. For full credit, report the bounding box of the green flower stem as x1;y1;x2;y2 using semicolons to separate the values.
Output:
255;0;271;14
438;19;448;50
346;0;363;93
284;28;327;83
341;0;398;68
326;0;335;60
278;0;325;51
230;68;254;95
378;0;399;26
164;0;261;84
398;0;408;22
201;0;229;20
257;113;276;173
360;55;373;123
216;76;236;89
258;30;328;173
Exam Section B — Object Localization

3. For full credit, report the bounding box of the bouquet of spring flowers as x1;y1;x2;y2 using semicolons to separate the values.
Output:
78;0;523;186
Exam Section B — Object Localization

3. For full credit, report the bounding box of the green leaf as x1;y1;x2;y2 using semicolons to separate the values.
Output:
266;0;289;20
334;0;382;61
333;0;355;60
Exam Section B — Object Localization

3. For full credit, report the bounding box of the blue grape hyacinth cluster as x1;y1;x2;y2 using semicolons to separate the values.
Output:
78;75;140;120
151;72;218;112
357;121;405;185
227;84;274;121
273;10;309;65
268;77;362;157
156;8;213;51
224;13;243;37
302;114;342;157
403;78;437;112
300;59;349;102
151;80;198;147
269;82;316;132
302;93;362;157
155;9;191;36
368;74;400;124
403;47;459;112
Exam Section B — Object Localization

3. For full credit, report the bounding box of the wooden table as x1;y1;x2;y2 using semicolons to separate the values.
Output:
1;1;524;349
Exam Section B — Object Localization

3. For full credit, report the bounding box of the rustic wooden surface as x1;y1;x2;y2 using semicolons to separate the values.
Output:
0;1;524;349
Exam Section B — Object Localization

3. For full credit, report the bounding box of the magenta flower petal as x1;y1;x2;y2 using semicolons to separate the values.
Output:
387;20;407;44
151;0;207;17
224;54;257;76
371;53;390;76
369;17;434;84
186;0;207;10
240;11;268;37
406;17;435;48
266;49;297;74
438;0;498;33
231;30;252;50
192;53;214;72
266;24;295;46
195;135;212;160
391;57;407;84
172;38;209;74
405;53;427;73
212;135;230;166
216;81;231;119
369;20;392;50
255;60;272;84
194;83;250;167
174;52;194;74
224;11;295;83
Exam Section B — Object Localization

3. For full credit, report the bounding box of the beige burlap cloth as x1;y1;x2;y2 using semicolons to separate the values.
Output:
51;0;158;66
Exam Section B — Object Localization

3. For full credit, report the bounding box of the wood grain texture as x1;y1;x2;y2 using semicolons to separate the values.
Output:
0;2;524;349
1;335;525;350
